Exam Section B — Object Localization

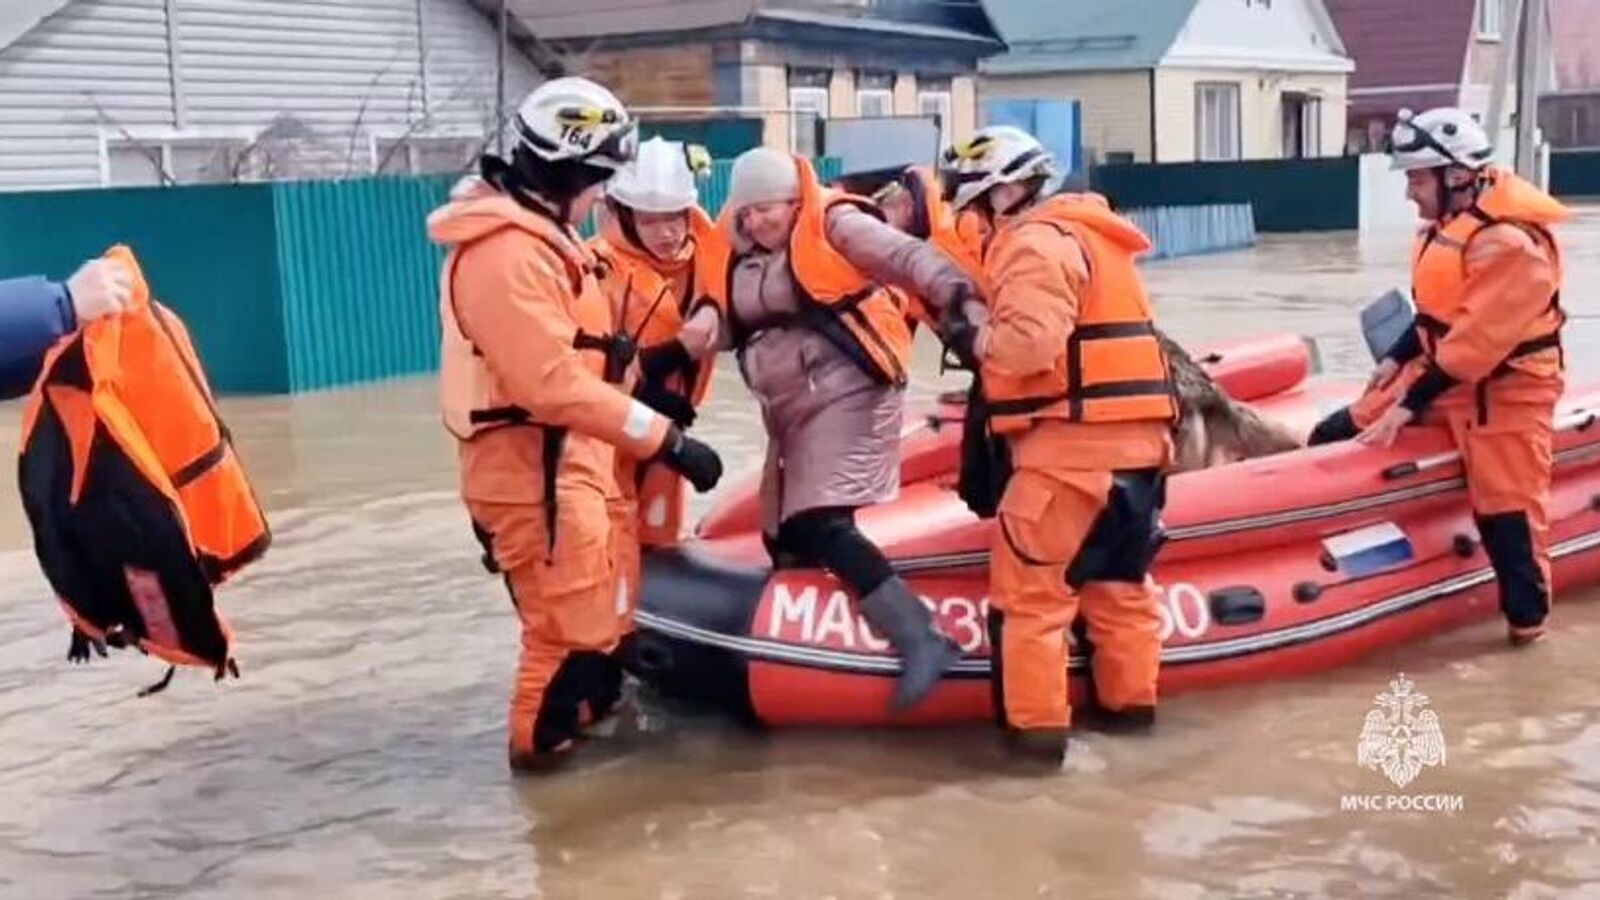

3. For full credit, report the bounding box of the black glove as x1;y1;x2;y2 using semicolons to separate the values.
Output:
636;380;697;428
655;425;723;492
67;628;107;664
639;340;693;384
939;288;982;371
943;320;980;372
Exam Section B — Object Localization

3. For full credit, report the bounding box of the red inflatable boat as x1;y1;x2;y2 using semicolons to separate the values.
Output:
621;333;1600;726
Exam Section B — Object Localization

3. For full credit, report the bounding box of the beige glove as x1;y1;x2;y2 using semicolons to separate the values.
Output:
66;258;133;323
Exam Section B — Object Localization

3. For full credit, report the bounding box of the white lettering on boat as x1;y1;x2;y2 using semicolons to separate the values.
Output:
767;582;1212;652
1157;582;1211;643
766;584;991;653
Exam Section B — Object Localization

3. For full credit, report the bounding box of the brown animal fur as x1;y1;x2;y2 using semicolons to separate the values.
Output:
1157;329;1305;472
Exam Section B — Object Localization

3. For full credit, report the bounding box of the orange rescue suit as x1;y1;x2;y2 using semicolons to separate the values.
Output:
590;206;727;629
977;193;1176;739
19;245;269;680
1352;168;1567;638
430;186;673;764
705;155;914;387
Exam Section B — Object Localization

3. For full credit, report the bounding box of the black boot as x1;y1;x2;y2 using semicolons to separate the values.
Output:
858;576;963;710
1095;704;1156;734
1475;512;1551;639
1004;727;1070;768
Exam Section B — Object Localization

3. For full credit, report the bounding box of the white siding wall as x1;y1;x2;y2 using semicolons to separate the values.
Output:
420;0;538;134
1157;67;1348;161
0;0;175;189
0;0;541;191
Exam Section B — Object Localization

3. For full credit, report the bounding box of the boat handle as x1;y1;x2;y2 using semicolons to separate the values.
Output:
1382;409;1596;481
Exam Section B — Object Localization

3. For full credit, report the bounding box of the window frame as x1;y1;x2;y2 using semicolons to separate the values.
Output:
789;84;829;155
1195;82;1243;161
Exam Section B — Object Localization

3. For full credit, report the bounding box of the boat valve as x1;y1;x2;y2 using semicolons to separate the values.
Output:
1452;534;1477;558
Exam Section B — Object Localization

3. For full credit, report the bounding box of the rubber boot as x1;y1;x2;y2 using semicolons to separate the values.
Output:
1004;727;1070;768
858;576;963;711
1096;704;1156;734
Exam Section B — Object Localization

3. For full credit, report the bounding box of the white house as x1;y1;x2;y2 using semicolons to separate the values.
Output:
982;0;1354;163
0;0;543;191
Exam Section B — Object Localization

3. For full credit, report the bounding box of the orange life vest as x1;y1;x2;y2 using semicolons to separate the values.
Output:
903;165;987;288
894;165;989;332
591;205;724;406
1411;168;1566;384
19;246;269;679
981;194;1178;434
440;208;623;441
708;156;914;388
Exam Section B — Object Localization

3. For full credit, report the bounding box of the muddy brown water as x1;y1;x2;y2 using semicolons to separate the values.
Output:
4;212;1600;899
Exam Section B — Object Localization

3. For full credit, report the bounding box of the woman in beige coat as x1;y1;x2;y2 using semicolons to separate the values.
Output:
710;147;979;711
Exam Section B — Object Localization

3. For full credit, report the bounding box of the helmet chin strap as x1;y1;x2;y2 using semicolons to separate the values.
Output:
986;176;1045;220
1431;166;1485;221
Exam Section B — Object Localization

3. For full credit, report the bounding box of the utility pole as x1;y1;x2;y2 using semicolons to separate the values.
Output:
496;0;509;155
1485;0;1522;156
1513;0;1549;182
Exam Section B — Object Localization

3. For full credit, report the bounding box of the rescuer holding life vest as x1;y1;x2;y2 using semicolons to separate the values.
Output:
1306;107;1568;648
589;136;727;628
708;147;981;711
0;258;134;399
940;126;1178;765
428;77;724;772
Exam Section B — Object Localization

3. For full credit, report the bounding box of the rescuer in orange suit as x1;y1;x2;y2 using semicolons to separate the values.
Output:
589;137;727;633
940;126;1178;765
1307;107;1568;648
428;78;724;773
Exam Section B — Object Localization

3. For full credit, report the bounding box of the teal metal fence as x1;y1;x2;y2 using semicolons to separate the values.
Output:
273;176;453;391
14;156;1261;396
1091;157;1359;233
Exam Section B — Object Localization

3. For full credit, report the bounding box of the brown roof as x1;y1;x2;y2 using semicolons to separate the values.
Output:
1325;0;1473;115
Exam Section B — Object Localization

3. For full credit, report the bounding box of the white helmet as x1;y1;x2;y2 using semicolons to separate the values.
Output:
605;137;710;213
513;77;638;170
1389;107;1494;172
940;125;1055;211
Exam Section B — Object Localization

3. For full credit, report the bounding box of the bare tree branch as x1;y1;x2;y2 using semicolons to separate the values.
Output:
343;49;408;177
373;71;488;175
82;91;175;186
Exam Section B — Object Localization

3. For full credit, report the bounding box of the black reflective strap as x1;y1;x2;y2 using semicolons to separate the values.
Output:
986;394;1061;417
469;406;532;426
542;428;567;556
1075;379;1176;400
172;440;229;489
572;332;612;352
1073;321;1157;340
199;529;273;584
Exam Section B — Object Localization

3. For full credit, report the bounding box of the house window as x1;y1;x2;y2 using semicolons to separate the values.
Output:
918;91;953;150
1196;83;1242;160
105;136;249;186
789;86;828;156
856;70;895;118
1282;93;1323;158
1477;0;1503;39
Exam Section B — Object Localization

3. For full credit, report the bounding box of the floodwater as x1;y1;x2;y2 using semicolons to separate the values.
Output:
4;211;1600;900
